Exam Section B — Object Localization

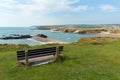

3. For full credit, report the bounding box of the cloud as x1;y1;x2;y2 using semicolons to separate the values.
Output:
0;0;19;9
0;0;87;15
100;4;118;12
0;0;89;26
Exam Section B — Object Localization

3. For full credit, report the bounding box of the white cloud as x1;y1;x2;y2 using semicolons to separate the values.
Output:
0;0;89;26
0;0;19;9
100;4;118;12
0;0;87;14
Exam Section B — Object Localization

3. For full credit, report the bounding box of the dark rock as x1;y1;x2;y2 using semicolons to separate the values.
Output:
36;34;48;38
0;34;32;40
64;29;69;32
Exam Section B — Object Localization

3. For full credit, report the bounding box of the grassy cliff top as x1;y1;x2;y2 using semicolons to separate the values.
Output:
0;38;120;80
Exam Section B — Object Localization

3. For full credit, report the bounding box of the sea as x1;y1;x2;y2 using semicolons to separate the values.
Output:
0;27;100;46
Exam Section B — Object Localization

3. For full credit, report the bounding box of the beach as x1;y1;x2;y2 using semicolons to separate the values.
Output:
31;36;69;44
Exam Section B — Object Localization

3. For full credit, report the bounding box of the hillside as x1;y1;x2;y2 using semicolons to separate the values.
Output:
0;38;120;80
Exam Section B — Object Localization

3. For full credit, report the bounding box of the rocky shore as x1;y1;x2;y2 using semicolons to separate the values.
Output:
58;28;107;34
36;26;108;34
0;34;68;44
36;26;120;38
0;34;32;40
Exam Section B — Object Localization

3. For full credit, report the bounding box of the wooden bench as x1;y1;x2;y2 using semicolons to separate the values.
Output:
17;46;64;66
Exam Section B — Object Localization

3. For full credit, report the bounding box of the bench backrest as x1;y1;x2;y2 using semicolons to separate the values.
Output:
17;46;64;60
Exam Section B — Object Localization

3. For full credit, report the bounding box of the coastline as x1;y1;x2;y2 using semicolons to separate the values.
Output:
1;26;120;45
31;36;69;44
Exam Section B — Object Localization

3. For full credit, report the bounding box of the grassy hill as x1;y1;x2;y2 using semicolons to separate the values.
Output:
0;38;120;80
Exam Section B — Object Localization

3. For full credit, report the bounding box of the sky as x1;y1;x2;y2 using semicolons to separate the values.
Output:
0;0;120;27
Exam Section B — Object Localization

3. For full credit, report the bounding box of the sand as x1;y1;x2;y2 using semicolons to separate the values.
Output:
31;36;69;44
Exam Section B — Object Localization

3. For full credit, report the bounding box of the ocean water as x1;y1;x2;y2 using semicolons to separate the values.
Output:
0;27;100;45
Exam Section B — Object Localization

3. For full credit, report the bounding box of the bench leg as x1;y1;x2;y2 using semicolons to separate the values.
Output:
25;50;29;67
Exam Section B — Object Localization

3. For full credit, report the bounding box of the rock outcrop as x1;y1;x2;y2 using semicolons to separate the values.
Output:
0;35;32;40
35;34;48;38
0;34;48;40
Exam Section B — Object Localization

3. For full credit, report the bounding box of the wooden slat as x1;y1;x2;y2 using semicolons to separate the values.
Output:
28;50;56;56
17;51;25;55
28;47;56;52
17;53;25;55
28;49;56;54
17;54;25;57
17;56;25;60
28;46;63;55
28;52;56;59
28;50;62;55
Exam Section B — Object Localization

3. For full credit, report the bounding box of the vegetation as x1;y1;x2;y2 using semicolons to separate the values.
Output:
77;37;119;45
1;38;120;80
37;25;120;34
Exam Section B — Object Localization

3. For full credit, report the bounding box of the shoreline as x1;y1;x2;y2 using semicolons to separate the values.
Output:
31;36;69;44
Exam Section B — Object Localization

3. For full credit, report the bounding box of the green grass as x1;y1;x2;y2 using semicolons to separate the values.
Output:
1;38;120;80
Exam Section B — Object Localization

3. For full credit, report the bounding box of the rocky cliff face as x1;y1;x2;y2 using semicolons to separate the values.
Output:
58;28;107;34
36;26;108;34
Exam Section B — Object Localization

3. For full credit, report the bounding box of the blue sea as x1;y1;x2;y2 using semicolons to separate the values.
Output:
0;27;100;46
